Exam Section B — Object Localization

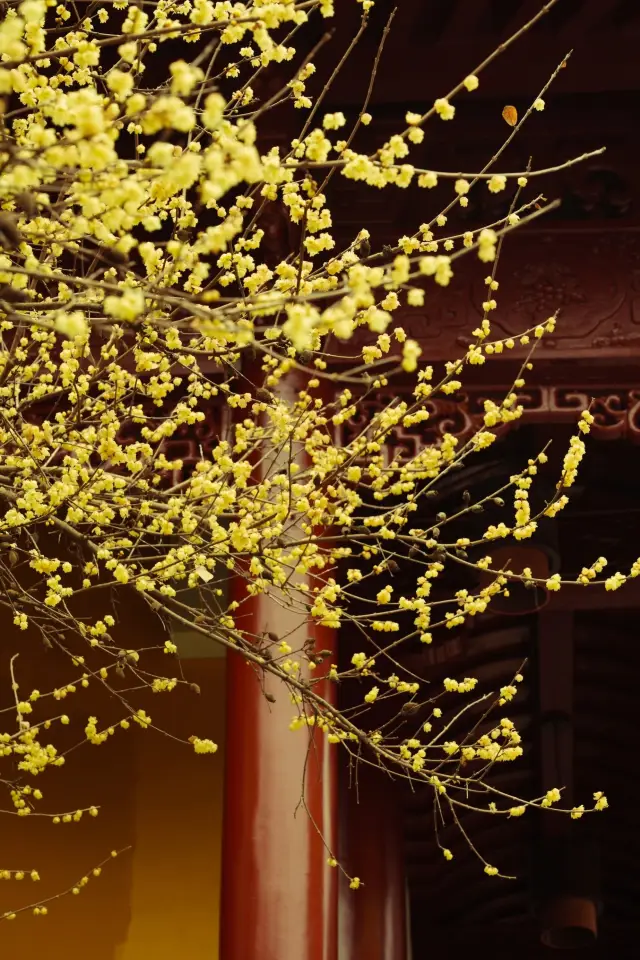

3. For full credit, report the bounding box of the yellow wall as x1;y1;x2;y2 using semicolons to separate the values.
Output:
0;656;226;959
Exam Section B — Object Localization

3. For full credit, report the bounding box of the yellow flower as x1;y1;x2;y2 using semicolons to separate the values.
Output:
434;98;455;120
169;60;204;97
418;171;438;188
202;92;227;130
55;311;88;340
106;69;134;101
192;737;218;755
541;787;561;807
104;288;145;322
402;339;422;373
488;174;507;193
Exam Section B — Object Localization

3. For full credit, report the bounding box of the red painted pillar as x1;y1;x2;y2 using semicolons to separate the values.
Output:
340;763;408;960
220;584;338;960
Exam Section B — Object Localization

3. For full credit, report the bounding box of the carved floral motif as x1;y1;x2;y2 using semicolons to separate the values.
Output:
334;386;640;466
336;231;640;360
118;385;640;488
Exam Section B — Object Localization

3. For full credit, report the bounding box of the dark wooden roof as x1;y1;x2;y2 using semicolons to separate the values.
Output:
319;0;640;103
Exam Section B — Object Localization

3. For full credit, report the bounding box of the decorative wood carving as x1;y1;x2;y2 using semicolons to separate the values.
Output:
330;231;640;360
334;385;640;465
120;381;640;489
117;400;230;487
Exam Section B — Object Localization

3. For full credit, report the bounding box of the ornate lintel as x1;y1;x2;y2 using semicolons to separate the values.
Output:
141;385;640;488
334;385;640;466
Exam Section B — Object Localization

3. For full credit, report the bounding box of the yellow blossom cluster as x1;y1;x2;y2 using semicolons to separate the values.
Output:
0;0;621;909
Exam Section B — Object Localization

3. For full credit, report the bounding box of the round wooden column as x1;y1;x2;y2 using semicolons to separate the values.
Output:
340;762;408;960
220;585;338;960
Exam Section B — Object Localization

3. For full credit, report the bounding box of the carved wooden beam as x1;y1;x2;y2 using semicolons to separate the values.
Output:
333;386;640;467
